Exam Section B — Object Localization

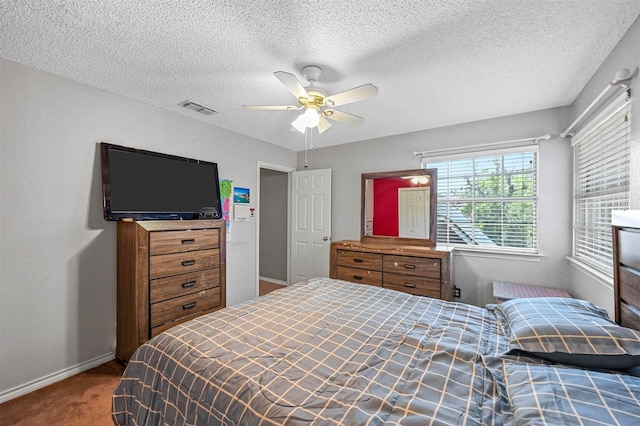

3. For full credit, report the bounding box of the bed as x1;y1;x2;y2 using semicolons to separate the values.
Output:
113;214;640;425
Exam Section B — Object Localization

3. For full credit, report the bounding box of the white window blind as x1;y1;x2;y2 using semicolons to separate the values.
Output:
572;92;631;276
423;146;538;252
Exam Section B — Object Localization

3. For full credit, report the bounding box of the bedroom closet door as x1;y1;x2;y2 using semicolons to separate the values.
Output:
291;169;332;282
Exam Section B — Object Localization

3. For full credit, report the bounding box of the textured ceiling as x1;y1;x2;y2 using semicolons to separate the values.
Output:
2;1;639;151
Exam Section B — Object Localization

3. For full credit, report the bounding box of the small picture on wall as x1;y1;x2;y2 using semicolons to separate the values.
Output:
233;187;250;204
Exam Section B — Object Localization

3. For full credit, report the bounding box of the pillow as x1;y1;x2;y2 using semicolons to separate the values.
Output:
490;297;640;369
502;361;640;425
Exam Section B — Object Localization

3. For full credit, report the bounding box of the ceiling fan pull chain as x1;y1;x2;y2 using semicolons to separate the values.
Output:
304;128;309;168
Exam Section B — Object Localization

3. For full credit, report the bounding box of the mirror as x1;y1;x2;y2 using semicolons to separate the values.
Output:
361;169;437;246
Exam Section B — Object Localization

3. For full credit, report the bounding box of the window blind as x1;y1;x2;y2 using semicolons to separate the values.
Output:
423;146;538;252
572;93;631;276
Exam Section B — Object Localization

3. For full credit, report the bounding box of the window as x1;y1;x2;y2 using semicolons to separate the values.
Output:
572;92;631;276
423;146;538;252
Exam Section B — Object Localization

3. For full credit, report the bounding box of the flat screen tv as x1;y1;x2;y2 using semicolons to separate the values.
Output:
100;142;222;221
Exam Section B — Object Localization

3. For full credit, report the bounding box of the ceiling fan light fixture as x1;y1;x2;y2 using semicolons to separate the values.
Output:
303;107;320;127
292;107;320;133
291;114;307;133
245;65;378;135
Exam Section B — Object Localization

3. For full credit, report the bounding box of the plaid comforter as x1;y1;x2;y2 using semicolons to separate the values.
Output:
112;278;640;425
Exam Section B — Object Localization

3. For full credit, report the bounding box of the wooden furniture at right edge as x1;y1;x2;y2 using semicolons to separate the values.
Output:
330;240;453;300
612;210;640;330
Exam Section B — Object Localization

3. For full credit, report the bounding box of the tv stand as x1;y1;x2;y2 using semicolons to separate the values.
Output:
116;219;226;363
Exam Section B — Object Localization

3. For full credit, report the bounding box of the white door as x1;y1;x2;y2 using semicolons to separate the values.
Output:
291;169;331;282
399;187;429;238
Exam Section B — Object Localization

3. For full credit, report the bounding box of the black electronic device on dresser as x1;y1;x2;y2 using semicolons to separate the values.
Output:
100;142;222;221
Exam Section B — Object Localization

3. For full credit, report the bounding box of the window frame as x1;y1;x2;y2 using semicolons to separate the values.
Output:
422;145;539;254
571;91;631;277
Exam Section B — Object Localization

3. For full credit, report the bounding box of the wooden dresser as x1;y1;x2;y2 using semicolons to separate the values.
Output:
330;240;452;300
116;219;226;362
612;210;640;330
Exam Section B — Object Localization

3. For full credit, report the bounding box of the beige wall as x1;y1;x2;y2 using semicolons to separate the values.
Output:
0;58;296;397
567;16;640;312
571;16;640;209
300;16;640;316
301;107;571;307
1;14;637;404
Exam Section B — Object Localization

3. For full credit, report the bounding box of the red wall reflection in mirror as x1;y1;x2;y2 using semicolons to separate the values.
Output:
373;177;430;236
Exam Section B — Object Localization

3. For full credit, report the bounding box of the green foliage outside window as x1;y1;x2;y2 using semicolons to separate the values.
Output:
428;151;537;250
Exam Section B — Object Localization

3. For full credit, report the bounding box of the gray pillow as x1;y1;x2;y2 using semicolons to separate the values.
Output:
489;297;640;369
502;361;640;425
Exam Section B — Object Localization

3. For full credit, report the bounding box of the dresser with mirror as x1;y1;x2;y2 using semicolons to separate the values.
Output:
330;169;453;300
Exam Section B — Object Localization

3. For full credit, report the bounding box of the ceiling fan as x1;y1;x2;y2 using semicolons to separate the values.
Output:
242;66;378;134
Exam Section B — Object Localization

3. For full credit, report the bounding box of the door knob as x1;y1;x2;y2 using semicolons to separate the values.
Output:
323;236;329;241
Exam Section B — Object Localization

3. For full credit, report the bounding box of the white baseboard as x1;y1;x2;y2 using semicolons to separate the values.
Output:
259;276;288;286
0;352;115;404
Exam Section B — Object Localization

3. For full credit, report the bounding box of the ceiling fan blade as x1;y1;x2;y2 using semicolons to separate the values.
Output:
324;109;364;125
325;84;378;107
274;71;309;100
242;104;301;111
316;115;332;134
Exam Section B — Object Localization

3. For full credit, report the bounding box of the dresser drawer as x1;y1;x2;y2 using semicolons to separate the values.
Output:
383;273;441;297
117;219;227;363
619;229;640;271
150;248;219;279
619;268;640;313
150;268;220;303
383;255;440;279
337;250;383;270
150;287;221;328
151;307;219;337
336;266;382;286
150;229;219;255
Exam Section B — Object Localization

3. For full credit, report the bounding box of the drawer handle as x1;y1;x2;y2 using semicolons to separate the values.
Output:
353;258;364;263
181;260;196;267
182;302;197;310
403;264;416;269
353;275;364;280
182;280;197;288
181;239;195;244
404;283;417;288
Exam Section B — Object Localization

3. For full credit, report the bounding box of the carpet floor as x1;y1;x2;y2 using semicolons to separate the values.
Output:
0;360;125;426
259;279;286;296
1;281;285;425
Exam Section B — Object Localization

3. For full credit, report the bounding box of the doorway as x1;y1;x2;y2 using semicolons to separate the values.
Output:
257;162;294;296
